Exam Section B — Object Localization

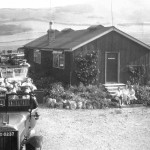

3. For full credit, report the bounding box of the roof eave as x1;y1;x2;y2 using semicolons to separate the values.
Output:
113;27;150;50
24;46;72;52
71;27;150;51
71;28;114;51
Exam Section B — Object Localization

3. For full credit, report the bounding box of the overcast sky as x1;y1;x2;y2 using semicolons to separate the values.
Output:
1;0;150;31
0;0;149;9
0;0;91;8
1;0;150;22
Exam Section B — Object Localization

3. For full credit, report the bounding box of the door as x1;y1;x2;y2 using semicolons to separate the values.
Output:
106;53;119;83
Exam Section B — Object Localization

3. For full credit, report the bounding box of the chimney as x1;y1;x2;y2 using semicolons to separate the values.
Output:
47;21;55;45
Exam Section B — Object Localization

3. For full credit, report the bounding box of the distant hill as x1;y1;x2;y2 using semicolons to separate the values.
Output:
0;24;31;35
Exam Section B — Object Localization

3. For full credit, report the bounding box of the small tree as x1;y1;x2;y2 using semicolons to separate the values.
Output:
75;51;98;85
128;65;146;85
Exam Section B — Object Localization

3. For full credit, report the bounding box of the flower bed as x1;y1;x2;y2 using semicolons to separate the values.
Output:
42;82;120;109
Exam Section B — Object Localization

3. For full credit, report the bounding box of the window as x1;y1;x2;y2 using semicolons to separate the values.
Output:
34;50;41;64
53;51;65;69
1;68;28;78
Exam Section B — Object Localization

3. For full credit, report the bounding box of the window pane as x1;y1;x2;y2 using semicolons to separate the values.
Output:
34;50;41;64
37;52;41;64
53;53;59;68
34;51;37;62
39;52;41;64
1;69;14;78
14;68;27;77
59;54;64;68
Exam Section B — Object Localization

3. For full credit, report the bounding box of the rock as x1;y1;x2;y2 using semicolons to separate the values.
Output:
62;100;70;109
82;101;87;109
92;101;99;109
55;101;63;109
69;101;77;110
46;98;56;108
86;102;93;109
77;101;83;109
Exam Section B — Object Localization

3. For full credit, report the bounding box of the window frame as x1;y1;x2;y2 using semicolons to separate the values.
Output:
53;51;65;69
34;49;41;64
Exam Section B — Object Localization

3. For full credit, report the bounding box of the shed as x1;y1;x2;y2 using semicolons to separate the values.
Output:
23;24;150;85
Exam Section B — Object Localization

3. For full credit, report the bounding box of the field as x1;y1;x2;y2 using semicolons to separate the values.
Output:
35;106;150;150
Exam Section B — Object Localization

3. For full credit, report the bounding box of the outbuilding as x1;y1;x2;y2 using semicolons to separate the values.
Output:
23;24;150;85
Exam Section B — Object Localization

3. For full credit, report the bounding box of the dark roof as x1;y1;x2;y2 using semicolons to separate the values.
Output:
24;25;150;51
24;25;112;50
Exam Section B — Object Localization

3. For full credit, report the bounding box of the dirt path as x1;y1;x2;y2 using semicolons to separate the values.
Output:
36;106;150;150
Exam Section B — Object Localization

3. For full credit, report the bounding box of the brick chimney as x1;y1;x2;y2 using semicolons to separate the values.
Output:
47;21;55;45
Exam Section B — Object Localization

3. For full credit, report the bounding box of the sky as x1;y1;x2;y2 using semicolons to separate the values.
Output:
0;0;91;8
1;0;150;24
1;0;150;23
0;0;149;9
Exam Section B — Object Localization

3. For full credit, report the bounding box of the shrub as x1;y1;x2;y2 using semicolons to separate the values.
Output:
128;65;146;85
49;82;65;99
43;82;112;109
134;85;150;104
68;83;86;93
28;72;57;89
35;76;56;89
61;91;74;100
74;51;98;85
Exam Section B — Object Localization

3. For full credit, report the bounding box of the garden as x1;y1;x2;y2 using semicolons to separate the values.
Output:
29;51;150;109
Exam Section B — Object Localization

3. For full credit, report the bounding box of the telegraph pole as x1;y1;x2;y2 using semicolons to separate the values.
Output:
111;0;114;26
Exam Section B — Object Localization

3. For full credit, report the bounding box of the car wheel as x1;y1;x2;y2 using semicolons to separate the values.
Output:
26;143;38;150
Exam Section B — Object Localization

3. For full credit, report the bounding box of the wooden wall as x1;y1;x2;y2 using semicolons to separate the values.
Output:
101;31;150;83
24;48;73;84
72;31;150;84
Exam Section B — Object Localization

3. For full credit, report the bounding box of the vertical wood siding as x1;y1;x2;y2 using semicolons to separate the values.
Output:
25;48;73;84
73;31;150;84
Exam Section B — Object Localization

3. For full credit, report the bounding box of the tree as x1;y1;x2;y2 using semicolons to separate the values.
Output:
75;51;98;85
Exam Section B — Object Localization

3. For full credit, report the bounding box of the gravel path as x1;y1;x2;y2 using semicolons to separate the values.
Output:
36;106;150;150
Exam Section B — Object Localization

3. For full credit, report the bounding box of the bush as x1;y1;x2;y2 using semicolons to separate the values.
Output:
35;76;57;89
134;85;150;104
128;65;146;85
68;83;86;93
43;82;113;109
67;84;110;109
74;51;98;85
49;82;65;99
28;72;57;89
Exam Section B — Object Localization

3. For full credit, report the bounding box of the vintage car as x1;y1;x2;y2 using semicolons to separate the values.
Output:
0;65;42;150
0;92;40;150
0;54;11;63
0;65;28;83
10;53;25;65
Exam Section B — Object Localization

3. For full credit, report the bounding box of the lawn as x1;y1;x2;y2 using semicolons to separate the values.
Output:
35;105;150;150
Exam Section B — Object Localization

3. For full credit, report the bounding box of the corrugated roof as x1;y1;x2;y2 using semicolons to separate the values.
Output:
24;25;150;51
